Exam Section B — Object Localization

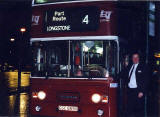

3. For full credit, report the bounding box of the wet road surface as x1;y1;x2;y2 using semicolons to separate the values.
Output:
0;72;30;117
0;91;30;117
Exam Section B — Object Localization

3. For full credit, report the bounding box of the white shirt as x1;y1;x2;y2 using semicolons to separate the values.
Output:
128;63;139;88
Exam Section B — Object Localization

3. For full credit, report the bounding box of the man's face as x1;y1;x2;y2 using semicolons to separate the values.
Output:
132;54;140;64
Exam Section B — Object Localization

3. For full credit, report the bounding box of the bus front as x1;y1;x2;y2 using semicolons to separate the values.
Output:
30;1;118;117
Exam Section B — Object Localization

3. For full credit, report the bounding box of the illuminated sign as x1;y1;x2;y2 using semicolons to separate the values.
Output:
43;6;100;32
100;10;112;22
32;15;40;25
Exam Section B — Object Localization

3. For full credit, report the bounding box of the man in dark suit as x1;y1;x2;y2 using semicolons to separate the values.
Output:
123;52;150;117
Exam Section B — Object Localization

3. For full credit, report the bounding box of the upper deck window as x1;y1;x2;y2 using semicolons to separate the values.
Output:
34;0;85;4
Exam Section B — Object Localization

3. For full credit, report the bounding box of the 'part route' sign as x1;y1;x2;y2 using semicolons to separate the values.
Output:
43;6;100;32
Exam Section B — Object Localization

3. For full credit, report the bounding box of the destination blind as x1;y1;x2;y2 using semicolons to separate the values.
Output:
43;6;100;32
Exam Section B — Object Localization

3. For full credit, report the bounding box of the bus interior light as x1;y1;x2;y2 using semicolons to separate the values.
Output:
91;93;101;103
38;91;46;100
105;70;109;78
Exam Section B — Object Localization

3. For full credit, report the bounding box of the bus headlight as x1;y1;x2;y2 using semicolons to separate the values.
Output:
91;93;101;103
38;91;46;100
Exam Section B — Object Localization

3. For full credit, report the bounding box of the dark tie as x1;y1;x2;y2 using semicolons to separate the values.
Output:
129;64;135;79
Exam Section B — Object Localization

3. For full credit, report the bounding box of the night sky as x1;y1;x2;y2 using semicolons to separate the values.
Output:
0;0;32;68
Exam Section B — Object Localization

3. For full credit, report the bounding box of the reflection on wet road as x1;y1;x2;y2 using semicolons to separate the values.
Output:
8;93;29;117
4;72;30;92
0;72;30;117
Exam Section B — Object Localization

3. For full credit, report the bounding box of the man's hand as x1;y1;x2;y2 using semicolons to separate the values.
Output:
138;92;143;98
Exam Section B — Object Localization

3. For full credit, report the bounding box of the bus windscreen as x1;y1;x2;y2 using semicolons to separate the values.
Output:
31;40;117;78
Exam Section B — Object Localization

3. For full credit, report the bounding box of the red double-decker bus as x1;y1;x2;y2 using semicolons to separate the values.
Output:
30;0;119;117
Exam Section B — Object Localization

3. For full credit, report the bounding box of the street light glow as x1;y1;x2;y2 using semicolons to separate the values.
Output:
10;38;15;42
154;53;160;58
20;27;26;33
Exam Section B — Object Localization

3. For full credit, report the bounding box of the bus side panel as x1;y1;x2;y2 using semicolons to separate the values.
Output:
108;84;118;117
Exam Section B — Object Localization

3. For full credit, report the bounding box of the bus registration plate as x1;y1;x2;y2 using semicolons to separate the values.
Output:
58;105;78;112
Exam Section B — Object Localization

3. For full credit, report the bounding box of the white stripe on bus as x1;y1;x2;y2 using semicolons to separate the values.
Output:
30;77;114;81
30;35;118;42
32;0;118;6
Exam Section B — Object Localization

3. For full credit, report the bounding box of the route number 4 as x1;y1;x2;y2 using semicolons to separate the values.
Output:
82;15;89;24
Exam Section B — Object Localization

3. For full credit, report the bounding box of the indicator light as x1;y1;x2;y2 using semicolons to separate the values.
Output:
32;92;38;98
102;96;109;103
